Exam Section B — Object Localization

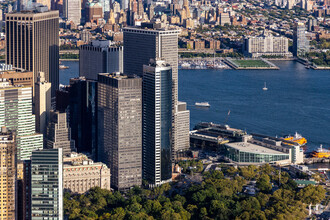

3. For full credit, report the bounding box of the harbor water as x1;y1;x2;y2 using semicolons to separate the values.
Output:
60;60;330;151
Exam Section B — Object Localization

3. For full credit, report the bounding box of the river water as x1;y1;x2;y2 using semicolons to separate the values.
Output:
59;60;330;151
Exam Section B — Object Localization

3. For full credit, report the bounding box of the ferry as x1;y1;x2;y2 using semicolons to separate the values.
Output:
311;145;330;158
59;65;69;69
283;132;307;146
195;102;210;107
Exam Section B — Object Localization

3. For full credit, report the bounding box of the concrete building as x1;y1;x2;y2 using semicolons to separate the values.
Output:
98;72;142;191
63;152;111;193
219;13;230;25
35;0;51;10
293;22;309;57
79;40;123;80
29;149;63;219
174;101;190;159
0;64;33;87
243;33;291;57
35;72;51;136
69;77;98;159
46;110;76;155
0;80;43;160
143;60;173;186
5;10;59;97
63;0;81;25
85;2;103;23
0;128;16;220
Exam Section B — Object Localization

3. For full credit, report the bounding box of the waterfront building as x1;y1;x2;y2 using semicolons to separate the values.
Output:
243;33;291;58
46;110;77;155
35;72;51;136
5;10;59;97
0;80;43;160
0;64;33;87
63;0;81;25
98;72;142;191
143;60;173;186
29;148;63;219
123;25;189;159
293;22;309;57
0;128;16;220
63;152;111;193
69;77;98;159
79;40;123;80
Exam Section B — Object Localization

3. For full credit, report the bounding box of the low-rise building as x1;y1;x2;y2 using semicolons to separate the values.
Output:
63;152;111;193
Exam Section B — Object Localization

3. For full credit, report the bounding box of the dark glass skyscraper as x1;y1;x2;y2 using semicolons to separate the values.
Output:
69;77;98;159
143;60;173;186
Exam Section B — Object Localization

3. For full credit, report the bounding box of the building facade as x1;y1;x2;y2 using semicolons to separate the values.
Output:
35;72;51;136
143;60;173;186
46;110;76;155
6;10;59;97
98;72;142;191
30;149;63;219
63;0;81;25
63;153;111;193
0;64;33;87
293;22;309;57
69;77;98;159
243;34;290;57
0;80;43;160
0;128;16;220
173;101;190;159
79;40;123;80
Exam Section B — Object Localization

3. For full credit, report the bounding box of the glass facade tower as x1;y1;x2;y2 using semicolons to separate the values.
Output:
30;148;63;219
143;60;173;186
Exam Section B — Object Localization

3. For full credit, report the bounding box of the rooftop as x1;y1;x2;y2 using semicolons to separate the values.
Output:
225;142;289;155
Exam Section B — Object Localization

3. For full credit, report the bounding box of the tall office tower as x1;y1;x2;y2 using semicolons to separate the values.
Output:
0;80;43;160
121;0;129;10
46;110;76;155
173;101;190;159
123;26;179;105
80;40;123;80
5;11;59;97
0;128;16;220
35;72;51;136
85;2;103;23
143;60;173;186
69;77;98;159
293;22;309;57
98;72;142;191
30;149;63;219
63;0;81;25
286;0;295;9
123;25;188;160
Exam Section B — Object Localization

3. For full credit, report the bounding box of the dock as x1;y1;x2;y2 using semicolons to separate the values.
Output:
304;158;330;164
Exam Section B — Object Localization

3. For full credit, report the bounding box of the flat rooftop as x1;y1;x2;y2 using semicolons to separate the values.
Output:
226;142;288;155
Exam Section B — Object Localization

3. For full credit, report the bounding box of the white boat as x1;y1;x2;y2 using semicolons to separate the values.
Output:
263;82;268;91
195;102;210;107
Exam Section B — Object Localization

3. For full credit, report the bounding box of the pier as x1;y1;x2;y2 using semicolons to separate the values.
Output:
304;158;330;164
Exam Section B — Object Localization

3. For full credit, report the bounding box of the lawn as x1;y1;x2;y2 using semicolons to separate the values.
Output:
232;59;272;68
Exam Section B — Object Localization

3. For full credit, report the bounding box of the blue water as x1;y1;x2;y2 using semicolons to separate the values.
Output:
60;60;330;151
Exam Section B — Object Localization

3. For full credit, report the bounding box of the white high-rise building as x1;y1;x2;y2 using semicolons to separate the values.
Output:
35;72;51;137
63;0;81;25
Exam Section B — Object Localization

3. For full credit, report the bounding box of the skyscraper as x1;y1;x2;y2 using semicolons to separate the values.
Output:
46;110;77;155
143;60;173;186
123;25;190;160
0;80;43;160
79;40;123;80
35;72;51;136
6;10;59;97
69;77;98;159
173;101;190;159
98;72;142;191
29;148;63;219
293;22;309;57
63;0;81;25
0;127;16;220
